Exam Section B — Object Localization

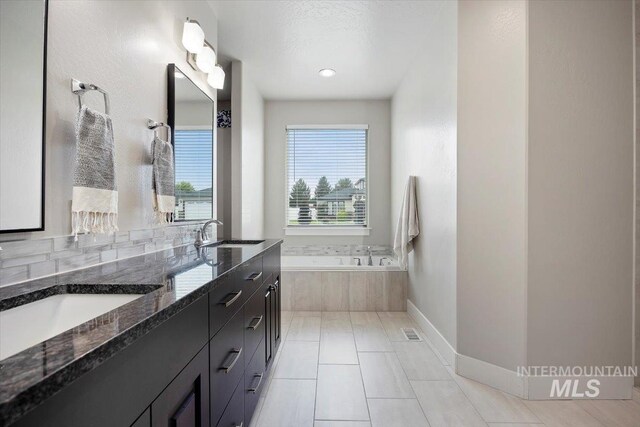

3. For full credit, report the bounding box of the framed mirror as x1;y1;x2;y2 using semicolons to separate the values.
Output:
167;64;215;222
0;0;48;232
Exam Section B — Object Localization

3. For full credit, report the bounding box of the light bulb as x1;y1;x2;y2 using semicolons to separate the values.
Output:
195;45;216;73
207;65;225;89
182;21;204;54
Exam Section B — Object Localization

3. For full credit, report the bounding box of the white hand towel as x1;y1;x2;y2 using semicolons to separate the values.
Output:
394;176;419;269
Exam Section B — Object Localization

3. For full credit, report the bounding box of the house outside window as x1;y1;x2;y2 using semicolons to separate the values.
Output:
286;125;369;234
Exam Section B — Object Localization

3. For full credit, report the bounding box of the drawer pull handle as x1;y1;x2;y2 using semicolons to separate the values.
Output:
274;278;279;289
247;272;262;282
248;315;263;330
248;373;264;393
220;290;242;307
219;348;242;373
233;423;243;427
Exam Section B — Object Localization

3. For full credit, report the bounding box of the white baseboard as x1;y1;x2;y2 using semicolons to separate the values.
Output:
407;299;456;366
456;353;526;398
405;298;633;400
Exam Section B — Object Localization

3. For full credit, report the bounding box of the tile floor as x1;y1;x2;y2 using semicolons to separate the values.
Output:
250;311;640;427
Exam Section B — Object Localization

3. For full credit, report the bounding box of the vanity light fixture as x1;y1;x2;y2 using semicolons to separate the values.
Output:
207;65;226;89
319;68;336;77
182;19;205;54
181;17;224;90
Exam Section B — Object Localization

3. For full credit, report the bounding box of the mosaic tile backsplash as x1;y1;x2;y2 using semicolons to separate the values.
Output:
0;224;199;287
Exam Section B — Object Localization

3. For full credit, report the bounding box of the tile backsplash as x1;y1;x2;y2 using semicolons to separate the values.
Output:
0;224;200;287
281;244;393;256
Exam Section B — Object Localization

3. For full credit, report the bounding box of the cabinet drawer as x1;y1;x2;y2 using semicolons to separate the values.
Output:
210;309;245;426
243;287;265;368
209;273;244;338
244;338;266;425
236;256;264;297
151;344;209;427
216;378;244;427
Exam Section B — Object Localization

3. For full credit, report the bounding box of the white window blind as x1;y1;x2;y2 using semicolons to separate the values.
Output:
286;126;368;227
173;128;213;221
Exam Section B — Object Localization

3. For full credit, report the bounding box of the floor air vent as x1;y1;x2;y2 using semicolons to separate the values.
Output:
402;328;422;341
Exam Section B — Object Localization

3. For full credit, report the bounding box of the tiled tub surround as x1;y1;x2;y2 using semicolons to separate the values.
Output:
282;244;394;257
281;270;407;312
0;224;200;287
0;239;282;425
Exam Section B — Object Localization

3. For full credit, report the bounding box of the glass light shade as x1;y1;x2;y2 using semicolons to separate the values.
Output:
195;46;216;73
207;65;225;89
182;21;204;54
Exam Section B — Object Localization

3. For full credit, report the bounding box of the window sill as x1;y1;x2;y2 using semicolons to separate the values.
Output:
284;227;371;236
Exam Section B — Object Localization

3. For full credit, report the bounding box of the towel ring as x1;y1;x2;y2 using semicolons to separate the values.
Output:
71;78;110;115
147;119;172;145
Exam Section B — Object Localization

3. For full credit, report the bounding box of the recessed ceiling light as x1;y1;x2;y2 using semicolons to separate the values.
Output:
319;68;336;78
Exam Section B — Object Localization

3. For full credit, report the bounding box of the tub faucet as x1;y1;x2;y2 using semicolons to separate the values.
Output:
367;246;373;266
379;257;389;266
353;257;362;266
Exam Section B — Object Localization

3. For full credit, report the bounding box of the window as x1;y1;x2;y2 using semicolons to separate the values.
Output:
286;125;368;230
174;128;214;221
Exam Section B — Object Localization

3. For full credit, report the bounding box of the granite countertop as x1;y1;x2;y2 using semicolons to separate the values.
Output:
0;239;282;425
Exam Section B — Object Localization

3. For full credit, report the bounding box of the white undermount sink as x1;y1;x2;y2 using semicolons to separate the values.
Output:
0;293;142;361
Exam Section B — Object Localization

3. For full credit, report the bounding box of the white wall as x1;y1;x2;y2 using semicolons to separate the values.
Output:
457;0;527;371
240;69;265;239
264;100;391;245
390;4;458;347
1;0;218;240
527;0;634;370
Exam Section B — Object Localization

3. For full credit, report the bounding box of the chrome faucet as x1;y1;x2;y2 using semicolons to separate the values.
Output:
194;219;223;248
367;246;373;266
379;257;389;266
353;257;362;266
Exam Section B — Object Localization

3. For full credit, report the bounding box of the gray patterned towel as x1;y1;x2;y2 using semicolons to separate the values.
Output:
71;106;118;238
152;136;175;223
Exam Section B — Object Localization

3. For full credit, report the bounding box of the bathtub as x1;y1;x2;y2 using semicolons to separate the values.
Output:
280;255;407;311
282;255;404;271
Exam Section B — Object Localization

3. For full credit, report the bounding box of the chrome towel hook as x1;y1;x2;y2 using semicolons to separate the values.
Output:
147;119;172;144
71;78;110;115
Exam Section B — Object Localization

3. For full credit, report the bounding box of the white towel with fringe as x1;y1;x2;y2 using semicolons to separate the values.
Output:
151;136;175;223
71;105;118;239
393;176;419;269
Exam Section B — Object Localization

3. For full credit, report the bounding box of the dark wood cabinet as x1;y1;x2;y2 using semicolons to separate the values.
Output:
151;345;209;427
12;244;281;427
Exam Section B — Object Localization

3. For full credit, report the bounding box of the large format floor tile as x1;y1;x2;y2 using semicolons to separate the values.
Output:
350;312;393;352
523;400;602;427
255;379;316;427
315;365;370;421
367;398;429;427
577;399;640;427
319;332;359;364
452;374;540;423
393;341;451;380
322;311;353;333
273;341;319;379
359;352;415;398
314;422;372;427
287;316;322;341
411;380;487;427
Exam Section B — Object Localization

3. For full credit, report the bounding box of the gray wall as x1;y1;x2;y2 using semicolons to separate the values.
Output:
456;0;527;370
390;3;458;347
527;0;634;369
264;100;391;245
1;0;218;241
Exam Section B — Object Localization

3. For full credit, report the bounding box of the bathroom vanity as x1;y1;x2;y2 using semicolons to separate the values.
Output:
0;240;282;427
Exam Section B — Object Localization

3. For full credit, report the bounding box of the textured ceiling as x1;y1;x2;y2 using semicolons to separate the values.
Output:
209;1;450;100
